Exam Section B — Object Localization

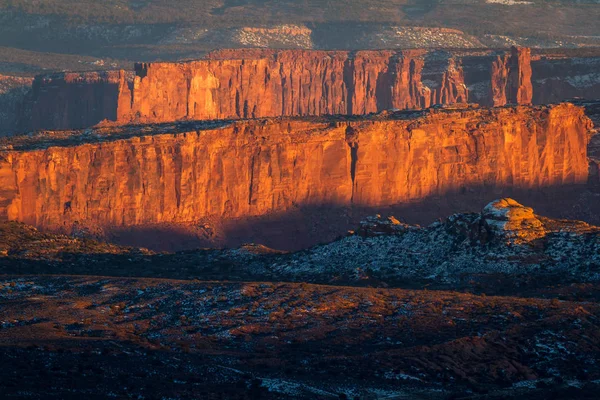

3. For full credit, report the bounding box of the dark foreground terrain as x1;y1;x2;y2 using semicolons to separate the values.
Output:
1;275;600;399
0;199;599;398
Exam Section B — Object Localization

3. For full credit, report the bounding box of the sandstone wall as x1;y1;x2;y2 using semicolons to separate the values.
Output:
30;70;132;131
490;47;533;106
27;48;534;130
22;48;600;132
0;103;590;232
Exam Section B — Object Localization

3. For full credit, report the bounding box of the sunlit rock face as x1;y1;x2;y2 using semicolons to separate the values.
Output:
490;47;533;106
20;47;600;133
482;198;546;243
27;47;534;131
0;103;591;235
118;49;476;123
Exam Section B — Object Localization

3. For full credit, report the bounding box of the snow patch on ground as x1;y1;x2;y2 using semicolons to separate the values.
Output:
261;378;334;397
486;0;533;5
565;73;600;89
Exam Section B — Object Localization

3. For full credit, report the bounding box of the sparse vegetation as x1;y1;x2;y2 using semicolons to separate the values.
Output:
0;275;599;398
0;2;598;398
0;0;599;73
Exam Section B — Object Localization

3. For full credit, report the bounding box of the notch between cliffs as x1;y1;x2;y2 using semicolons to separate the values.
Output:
343;52;357;115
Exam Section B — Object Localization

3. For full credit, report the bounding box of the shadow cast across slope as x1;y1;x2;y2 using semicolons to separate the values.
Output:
106;183;600;253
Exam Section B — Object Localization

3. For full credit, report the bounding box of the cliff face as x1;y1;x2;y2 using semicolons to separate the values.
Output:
126;49;473;123
27;48;534;131
30;71;133;131
129;50;351;122
490;47;533;106
20;48;600;132
0;103;590;233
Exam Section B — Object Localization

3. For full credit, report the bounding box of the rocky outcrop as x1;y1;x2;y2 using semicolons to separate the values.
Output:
481;198;545;243
490;47;533;106
355;214;416;237
26;47;536;131
1;195;599;286
510;47;533;104
9;49;600;133
0;103;591;235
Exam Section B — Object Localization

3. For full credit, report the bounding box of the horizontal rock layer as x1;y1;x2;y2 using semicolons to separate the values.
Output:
28;47;535;130
0;103;591;234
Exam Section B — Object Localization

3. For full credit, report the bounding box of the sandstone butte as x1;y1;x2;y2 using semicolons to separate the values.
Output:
29;47;535;130
0;103;592;235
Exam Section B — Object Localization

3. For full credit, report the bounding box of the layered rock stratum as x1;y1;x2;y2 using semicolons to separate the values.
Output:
0;47;594;133
27;47;535;130
0;103;592;241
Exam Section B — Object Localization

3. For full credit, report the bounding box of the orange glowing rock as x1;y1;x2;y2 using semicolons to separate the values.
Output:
0;103;591;235
482;198;546;243
491;47;533;106
29;48;534;131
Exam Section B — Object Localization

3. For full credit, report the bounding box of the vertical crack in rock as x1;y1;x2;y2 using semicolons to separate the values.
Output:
135;63;148;79
346;125;359;203
248;147;261;206
174;145;183;209
350;144;358;203
185;71;192;119
375;54;395;112
343;52;356;115
280;62;286;116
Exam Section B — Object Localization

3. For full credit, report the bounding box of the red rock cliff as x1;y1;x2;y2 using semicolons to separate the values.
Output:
27;48;535;130
0;103;590;233
491;47;533;106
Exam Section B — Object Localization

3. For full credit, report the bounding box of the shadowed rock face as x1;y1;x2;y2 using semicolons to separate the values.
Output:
30;70;132;131
0;75;33;136
26;47;533;131
532;56;600;104
0;103;591;237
